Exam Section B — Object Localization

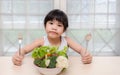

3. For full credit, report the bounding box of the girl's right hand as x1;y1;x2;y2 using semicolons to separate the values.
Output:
12;52;24;66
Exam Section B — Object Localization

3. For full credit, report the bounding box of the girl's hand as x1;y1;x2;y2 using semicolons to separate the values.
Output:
82;52;92;64
12;52;24;66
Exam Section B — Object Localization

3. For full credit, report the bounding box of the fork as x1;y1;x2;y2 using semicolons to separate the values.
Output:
18;33;23;56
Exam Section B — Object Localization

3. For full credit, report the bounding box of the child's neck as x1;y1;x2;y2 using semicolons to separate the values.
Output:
47;36;61;47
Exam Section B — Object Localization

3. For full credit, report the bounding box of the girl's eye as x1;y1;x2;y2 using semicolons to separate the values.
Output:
58;24;63;27
49;22;53;25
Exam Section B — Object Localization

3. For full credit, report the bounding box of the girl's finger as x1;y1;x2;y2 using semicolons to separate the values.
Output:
82;54;92;60
14;57;22;62
82;58;92;64
14;61;22;66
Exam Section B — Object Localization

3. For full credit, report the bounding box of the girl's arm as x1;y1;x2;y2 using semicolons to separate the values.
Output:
21;38;44;55
12;37;44;66
65;36;85;56
65;36;92;64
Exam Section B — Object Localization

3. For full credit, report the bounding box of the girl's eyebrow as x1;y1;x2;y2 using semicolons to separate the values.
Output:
50;20;63;24
58;22;63;25
56;20;63;24
48;20;53;22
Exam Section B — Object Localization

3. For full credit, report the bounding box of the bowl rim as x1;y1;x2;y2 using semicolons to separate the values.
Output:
35;65;63;75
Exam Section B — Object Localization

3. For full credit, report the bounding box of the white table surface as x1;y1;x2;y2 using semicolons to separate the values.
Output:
0;56;120;75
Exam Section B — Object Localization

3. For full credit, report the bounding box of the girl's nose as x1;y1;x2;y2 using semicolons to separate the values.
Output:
52;24;57;30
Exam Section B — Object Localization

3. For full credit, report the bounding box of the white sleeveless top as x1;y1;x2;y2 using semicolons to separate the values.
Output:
43;36;68;51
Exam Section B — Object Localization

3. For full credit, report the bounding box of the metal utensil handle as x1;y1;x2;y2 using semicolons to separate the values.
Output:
19;43;21;55
18;33;22;56
84;40;88;55
84;33;92;55
19;39;22;56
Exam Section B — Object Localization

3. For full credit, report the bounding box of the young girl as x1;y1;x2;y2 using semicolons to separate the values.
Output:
12;9;92;66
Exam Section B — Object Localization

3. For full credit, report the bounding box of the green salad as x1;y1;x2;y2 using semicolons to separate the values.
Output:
32;46;68;68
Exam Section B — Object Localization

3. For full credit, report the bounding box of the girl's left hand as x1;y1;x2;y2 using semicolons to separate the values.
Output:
82;52;92;64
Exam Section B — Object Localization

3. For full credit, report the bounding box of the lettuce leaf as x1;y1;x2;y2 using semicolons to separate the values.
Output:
57;46;68;58
32;46;49;59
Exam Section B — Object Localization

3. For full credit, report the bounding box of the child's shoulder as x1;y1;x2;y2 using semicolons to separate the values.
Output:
33;37;44;46
63;36;72;41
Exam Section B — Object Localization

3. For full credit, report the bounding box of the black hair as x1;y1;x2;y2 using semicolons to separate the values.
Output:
44;9;68;31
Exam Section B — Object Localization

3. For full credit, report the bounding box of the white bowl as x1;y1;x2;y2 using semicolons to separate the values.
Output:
36;66;63;75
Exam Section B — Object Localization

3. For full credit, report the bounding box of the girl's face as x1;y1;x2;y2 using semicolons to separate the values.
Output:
45;20;64;39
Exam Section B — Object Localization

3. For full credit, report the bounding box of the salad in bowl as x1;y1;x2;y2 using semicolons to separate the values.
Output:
32;46;69;75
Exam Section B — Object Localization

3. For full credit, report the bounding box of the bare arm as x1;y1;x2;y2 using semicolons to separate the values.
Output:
65;36;92;64
65;36;85;56
21;38;44;55
12;37;44;66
